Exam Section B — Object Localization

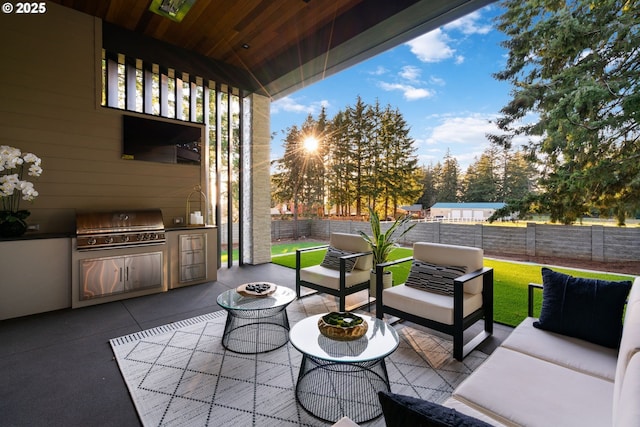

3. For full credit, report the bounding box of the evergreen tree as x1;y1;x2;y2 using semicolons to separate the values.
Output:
461;150;499;202
381;106;422;217
417;164;439;208
437;150;460;202
491;0;640;225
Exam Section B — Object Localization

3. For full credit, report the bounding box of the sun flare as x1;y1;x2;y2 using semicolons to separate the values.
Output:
302;136;319;153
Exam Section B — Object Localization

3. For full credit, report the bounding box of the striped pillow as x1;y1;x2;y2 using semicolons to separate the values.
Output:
404;260;467;296
320;246;357;272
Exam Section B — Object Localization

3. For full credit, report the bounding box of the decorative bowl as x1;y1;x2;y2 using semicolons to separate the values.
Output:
317;312;368;341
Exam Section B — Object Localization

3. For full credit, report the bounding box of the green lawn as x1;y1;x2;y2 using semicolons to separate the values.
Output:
270;243;634;327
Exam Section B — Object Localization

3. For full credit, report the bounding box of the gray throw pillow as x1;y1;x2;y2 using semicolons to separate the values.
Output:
320;246;357;272
404;260;467;296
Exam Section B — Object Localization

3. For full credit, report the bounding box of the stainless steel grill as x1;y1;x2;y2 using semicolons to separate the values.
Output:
75;209;166;250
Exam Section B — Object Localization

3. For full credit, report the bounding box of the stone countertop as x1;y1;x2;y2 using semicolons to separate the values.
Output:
165;225;217;232
0;232;74;242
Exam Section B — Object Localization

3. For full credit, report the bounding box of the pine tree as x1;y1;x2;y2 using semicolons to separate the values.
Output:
492;0;640;224
437;150;460;202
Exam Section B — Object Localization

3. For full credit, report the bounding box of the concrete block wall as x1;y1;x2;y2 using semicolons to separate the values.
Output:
272;219;639;263
605;227;640;262
534;225;593;260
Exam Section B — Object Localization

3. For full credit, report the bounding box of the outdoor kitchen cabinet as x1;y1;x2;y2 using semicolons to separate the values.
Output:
0;236;71;320
167;227;217;288
79;252;163;300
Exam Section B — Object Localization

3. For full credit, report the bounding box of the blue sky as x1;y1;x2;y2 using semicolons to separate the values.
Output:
270;4;518;171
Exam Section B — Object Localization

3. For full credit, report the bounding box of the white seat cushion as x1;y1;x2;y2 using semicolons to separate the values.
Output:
300;265;370;290
453;347;614;427
382;284;482;325
501;317;618;381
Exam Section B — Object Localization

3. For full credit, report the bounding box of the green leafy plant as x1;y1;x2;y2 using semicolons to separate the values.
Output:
358;206;415;267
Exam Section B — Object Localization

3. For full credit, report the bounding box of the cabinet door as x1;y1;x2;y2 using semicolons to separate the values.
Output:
80;257;124;300
125;252;163;291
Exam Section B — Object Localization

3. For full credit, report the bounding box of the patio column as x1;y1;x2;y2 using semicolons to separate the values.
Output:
247;93;272;264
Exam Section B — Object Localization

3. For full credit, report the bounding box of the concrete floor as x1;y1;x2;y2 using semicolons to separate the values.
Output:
0;263;512;426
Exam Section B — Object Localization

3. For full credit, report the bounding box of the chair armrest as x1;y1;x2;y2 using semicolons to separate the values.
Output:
528;283;543;317
376;256;414;271
295;244;329;272
296;244;329;254
340;251;373;260
455;267;493;284
339;251;372;275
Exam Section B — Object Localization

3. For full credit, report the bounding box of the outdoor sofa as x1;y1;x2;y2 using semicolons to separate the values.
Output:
376;269;640;427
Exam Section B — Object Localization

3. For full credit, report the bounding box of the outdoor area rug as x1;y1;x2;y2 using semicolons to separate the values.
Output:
110;292;488;427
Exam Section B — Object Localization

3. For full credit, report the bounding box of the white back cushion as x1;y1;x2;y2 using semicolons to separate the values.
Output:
413;242;484;294
614;351;640;426
329;232;372;270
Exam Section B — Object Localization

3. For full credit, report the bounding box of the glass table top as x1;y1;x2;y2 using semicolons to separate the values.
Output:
289;313;399;363
216;284;296;311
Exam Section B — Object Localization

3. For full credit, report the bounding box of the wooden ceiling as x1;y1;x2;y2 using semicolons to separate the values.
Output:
48;0;494;99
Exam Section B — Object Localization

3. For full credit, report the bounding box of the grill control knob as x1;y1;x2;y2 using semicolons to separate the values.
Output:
121;235;130;242
87;237;97;245
104;236;114;244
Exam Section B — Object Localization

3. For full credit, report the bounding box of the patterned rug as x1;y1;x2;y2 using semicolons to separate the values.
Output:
110;291;487;427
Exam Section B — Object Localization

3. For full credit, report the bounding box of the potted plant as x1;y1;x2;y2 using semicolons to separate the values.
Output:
359;206;415;293
0;145;42;237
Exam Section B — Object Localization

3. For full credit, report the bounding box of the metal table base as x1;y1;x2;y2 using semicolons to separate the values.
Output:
295;353;391;423
221;306;291;354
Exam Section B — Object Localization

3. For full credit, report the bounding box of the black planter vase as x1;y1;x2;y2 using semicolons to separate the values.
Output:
0;211;29;237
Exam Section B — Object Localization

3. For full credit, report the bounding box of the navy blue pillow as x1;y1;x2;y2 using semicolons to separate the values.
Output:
378;391;492;427
533;268;632;348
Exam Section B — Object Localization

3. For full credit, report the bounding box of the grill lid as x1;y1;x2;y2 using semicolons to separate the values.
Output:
76;209;164;235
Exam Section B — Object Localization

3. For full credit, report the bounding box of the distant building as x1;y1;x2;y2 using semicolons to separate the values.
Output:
429;202;505;221
400;204;426;218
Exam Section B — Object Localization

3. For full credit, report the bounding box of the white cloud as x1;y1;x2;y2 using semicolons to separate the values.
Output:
444;11;492;35
419;112;535;169
421;113;499;169
370;66;388;76
426;114;497;146
270;96;329;115
378;82;433;100
429;76;446;86
399;65;421;82
406;29;455;63
406;10;492;65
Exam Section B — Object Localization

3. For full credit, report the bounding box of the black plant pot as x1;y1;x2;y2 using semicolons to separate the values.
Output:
0;214;29;237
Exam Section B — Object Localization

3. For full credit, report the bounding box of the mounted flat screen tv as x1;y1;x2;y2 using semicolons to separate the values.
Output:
122;115;203;165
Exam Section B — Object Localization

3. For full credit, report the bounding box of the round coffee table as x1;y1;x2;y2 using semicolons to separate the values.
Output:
216;284;296;354
289;313;399;423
